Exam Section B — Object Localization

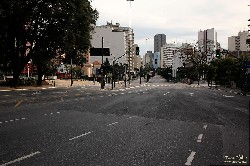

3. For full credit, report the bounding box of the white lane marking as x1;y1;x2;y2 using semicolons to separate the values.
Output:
15;119;19;121
0;151;40;166
44;114;47;116
32;92;42;95
52;92;64;94
203;125;207;129
107;122;118;126
129;116;138;119
5;121;8;123
16;89;28;91
21;118;26;120
197;134;203;142
185;151;196;165
69;131;92;141
50;113;53;115
235;108;249;115
0;122;2;124
57;112;60;114
9;120;14;122
223;95;234;98
0;90;11;92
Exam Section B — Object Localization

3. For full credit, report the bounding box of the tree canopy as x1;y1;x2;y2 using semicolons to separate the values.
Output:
0;0;98;86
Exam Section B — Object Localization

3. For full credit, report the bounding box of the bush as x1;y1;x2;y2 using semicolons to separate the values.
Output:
0;77;37;86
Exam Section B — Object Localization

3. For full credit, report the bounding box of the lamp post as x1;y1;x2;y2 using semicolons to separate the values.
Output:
127;0;134;28
70;58;73;86
127;0;134;86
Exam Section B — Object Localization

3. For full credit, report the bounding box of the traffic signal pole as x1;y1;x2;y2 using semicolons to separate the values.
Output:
101;37;104;89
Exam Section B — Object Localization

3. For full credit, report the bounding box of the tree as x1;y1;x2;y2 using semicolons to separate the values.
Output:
0;0;98;86
178;42;214;85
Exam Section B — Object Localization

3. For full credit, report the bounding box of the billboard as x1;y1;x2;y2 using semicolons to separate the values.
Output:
90;48;110;56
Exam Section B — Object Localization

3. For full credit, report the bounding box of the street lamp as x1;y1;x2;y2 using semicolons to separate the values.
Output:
127;0;134;28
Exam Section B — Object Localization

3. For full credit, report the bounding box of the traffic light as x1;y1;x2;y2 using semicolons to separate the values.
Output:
136;46;140;55
216;49;220;58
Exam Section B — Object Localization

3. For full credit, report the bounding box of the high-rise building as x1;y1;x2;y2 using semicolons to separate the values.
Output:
160;43;182;68
198;28;217;63
154;34;166;52
143;51;154;68
91;22;135;74
133;44;142;70
228;31;250;51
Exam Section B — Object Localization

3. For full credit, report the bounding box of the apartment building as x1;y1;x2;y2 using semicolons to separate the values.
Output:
228;31;250;51
133;44;142;70
198;28;217;63
143;51;154;69
160;43;182;68
91;22;135;74
154;34;166;52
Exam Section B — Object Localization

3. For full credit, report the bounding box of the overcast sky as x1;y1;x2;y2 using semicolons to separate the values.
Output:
91;0;249;55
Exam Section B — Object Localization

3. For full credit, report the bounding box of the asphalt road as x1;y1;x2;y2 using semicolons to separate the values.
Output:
0;76;249;166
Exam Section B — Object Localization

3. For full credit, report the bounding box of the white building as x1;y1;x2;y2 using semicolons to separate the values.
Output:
160;43;182;68
133;44;142;70
91;24;126;64
228;31;250;51
198;28;217;63
143;51;154;68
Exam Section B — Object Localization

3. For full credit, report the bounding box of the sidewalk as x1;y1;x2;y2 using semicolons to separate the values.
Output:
0;79;100;91
189;81;245;95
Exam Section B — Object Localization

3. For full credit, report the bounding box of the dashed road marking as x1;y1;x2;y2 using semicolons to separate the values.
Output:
203;124;207;129
223;95;234;98
107;122;118;126
0;151;40;166
235;108;249;115
0;118;26;125
69;131;92;141
185;151;196;165
197;134;203;142
0;90;11;92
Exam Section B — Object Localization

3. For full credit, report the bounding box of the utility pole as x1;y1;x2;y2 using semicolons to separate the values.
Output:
112;60;115;89
139;66;142;84
101;37;104;89
125;65;127;87
70;56;73;86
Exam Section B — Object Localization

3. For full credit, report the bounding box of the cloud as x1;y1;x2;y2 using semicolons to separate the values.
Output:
91;0;250;54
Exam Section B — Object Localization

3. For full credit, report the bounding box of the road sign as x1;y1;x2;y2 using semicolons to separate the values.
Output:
243;62;250;68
